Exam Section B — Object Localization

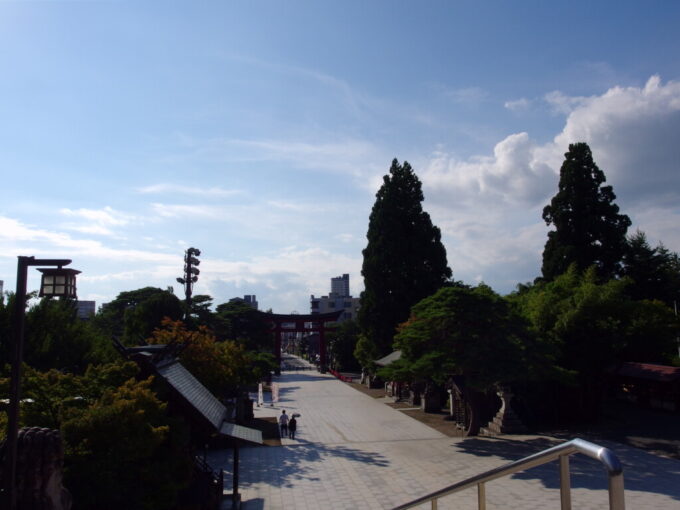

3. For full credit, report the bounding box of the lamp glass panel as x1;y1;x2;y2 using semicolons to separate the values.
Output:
56;275;66;284
43;285;54;295
44;276;54;284
55;286;65;294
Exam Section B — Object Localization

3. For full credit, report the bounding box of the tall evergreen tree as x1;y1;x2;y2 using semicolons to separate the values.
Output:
622;230;680;305
358;159;451;358
541;143;631;281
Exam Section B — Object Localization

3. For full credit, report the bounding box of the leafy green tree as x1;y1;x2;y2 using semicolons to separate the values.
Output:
388;285;530;389
62;377;191;510
542;143;631;281
622;230;680;305
147;319;276;396
353;334;379;374
24;298;115;371
186;293;215;327
214;300;271;351
513;265;678;421
94;287;183;344
327;320;361;372
384;284;533;434
358;158;452;359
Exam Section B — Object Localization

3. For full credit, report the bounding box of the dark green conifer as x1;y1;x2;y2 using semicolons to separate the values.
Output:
358;159;451;358
542;143;631;281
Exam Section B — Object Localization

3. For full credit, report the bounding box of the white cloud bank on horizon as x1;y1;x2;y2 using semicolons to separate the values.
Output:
422;76;680;290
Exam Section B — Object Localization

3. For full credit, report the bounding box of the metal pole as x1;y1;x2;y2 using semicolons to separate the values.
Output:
478;482;486;510
4;256;30;510
559;454;572;510
232;443;240;503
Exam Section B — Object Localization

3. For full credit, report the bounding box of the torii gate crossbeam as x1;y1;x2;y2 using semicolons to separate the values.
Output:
257;310;344;374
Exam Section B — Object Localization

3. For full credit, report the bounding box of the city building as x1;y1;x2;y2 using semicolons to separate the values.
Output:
76;300;96;319
310;274;360;323
229;294;259;310
331;273;350;297
0;280;4;296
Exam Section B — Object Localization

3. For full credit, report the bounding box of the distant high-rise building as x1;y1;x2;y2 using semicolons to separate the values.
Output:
310;273;359;323
229;295;259;310
244;295;258;309
76;300;96;319
0;280;4;296
330;273;350;297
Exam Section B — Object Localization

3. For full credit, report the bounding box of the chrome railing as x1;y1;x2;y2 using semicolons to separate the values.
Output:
392;438;625;510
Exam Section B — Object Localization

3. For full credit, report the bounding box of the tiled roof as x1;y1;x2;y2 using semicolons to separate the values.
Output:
375;350;402;367
220;422;263;445
157;361;226;430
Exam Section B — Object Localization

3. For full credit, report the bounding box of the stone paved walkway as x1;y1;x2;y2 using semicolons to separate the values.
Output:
209;357;680;509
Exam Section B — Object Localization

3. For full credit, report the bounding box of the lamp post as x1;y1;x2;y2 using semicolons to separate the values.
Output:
3;256;80;510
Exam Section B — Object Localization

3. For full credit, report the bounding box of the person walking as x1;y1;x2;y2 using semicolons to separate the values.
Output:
279;409;289;438
288;415;297;440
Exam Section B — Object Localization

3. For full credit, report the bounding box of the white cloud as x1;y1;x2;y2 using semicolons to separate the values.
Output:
150;203;224;219
59;206;135;237
137;184;244;197
420;75;680;291
504;98;531;111
544;90;589;114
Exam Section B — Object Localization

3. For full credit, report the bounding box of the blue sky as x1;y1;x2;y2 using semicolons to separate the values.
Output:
2;1;680;313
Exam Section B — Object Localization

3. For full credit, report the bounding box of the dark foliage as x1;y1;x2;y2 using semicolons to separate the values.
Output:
542;143;631;281
358;159;452;359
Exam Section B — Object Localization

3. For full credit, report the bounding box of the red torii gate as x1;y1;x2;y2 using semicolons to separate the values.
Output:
257;310;344;374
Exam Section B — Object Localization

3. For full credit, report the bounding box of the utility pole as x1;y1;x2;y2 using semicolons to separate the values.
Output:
177;247;200;320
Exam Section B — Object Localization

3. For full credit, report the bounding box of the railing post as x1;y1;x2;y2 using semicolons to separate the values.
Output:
608;471;626;510
431;498;437;510
478;482;486;510
559;454;572;510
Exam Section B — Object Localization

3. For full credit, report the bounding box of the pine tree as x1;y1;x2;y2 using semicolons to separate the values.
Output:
358;159;452;358
541;143;631;281
622;230;680;305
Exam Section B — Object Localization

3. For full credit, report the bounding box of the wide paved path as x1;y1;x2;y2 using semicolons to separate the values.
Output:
209;357;680;509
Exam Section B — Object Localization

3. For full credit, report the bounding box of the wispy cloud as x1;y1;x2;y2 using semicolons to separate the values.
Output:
59;206;136;237
504;98;531;111
150;203;225;219
544;90;589;114
137;184;244;197
433;84;488;105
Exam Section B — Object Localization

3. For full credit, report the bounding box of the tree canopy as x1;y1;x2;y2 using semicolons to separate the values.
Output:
358;159;452;359
511;265;678;420
621;230;680;305
214;300;272;350
386;284;530;391
542;143;631;281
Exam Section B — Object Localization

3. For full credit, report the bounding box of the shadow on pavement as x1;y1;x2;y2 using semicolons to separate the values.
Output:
214;438;390;491
455;436;680;502
277;373;330;383
240;498;264;510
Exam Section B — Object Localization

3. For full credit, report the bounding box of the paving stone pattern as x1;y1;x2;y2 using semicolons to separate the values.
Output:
209;356;680;509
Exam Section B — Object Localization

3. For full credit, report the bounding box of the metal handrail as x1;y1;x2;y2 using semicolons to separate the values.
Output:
392;438;625;510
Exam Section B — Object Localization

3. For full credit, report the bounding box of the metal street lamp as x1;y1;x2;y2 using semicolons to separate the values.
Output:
3;256;80;509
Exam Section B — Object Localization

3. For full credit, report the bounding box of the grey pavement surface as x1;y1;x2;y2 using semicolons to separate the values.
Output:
209;355;680;509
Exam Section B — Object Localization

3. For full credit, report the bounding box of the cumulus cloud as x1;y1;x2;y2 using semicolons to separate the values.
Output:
420;75;680;290
422;132;555;207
